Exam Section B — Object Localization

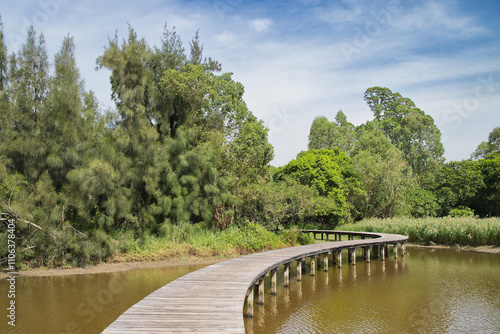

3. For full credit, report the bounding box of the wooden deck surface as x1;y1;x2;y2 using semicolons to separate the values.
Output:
102;231;407;333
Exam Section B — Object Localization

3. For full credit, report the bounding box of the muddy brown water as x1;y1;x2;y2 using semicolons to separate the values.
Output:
1;247;499;333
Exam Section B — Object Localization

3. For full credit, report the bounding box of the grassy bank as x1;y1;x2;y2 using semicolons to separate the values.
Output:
112;222;314;263
337;217;500;246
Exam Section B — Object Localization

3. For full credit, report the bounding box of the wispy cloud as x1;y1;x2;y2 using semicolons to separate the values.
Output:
392;1;486;39
2;0;498;166
248;18;273;32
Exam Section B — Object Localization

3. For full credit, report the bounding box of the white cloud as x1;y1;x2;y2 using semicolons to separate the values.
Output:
2;0;498;166
213;31;237;45
392;1;486;38
248;18;273;32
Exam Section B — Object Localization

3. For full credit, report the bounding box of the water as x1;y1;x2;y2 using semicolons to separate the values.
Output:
0;248;498;333
245;247;500;334
0;263;210;334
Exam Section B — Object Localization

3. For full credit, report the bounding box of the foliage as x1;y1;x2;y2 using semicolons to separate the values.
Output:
238;177;345;231
471;127;500;159
405;186;439;218
274;149;364;224
308;111;357;155
116;222;314;261
449;206;475;218
473;154;500;217
364;86;444;183
431;156;499;217
338;217;500;246
352;125;415;218
0;22;274;268
432;160;484;216
0;17;499;269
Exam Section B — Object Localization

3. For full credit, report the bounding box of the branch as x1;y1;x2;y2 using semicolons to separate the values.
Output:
1;214;54;237
69;225;85;237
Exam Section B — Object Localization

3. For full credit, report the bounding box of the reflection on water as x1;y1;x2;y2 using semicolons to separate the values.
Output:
0;248;498;334
0;263;210;334
245;247;500;334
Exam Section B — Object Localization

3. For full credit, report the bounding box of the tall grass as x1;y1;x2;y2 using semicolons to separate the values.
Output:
337;217;500;246
114;222;314;262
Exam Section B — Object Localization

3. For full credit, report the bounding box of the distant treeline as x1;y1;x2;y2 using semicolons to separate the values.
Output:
0;19;498;268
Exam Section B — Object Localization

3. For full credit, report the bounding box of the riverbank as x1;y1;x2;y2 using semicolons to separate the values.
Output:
1;257;225;278
406;243;500;254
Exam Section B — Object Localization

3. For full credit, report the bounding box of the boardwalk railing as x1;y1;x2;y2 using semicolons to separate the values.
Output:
103;230;408;333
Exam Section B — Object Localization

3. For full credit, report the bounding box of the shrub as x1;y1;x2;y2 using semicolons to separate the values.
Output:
449;206;475;218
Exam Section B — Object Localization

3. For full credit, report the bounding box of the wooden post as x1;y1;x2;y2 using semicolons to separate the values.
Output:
297;258;303;281
380;245;385;261
270;269;277;295
258;278;265;305
349;248;356;265
401;243;406;256
365;246;371;263
310;256;316;276
284;263;290;287
394;243;398;259
323;252;329;272
246;285;254;317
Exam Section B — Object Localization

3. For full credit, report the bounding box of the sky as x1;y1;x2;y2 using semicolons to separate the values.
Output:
2;0;499;166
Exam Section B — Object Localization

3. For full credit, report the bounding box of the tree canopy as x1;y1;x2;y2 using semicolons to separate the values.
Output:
0;17;498;269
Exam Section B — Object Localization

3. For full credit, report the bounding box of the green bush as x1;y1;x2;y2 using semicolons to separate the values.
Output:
449;206;475;218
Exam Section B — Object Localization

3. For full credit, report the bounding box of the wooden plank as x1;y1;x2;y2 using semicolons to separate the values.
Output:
102;231;407;333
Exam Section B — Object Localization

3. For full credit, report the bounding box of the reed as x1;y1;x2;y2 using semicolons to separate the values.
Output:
337;217;500;246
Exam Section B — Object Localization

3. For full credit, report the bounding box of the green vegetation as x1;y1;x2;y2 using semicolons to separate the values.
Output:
337;217;500;247
0;19;498;269
112;222;314;263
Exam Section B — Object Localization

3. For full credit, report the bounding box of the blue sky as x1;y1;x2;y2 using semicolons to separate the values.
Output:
2;0;499;166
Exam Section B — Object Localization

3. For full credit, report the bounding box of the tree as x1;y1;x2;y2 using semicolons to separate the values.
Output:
0;15;7;91
308;110;357;155
363;87;444;183
0;15;11;155
96;26;159;229
274;149;364;225
471;127;500;159
189;29;221;71
238;177;341;230
432;160;484;216
352;126;416;218
474;154;500;217
42;35;87;190
8;26;50;181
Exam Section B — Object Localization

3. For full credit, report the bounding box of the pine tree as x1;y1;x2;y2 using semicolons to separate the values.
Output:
189;29;221;71
8;26;50;181
0;15;7;92
0;15;11;151
43;35;86;190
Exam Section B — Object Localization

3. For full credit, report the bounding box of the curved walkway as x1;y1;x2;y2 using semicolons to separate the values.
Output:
102;230;408;333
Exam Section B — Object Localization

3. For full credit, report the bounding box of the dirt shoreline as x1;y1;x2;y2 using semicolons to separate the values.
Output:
0;257;226;278
2;244;499;278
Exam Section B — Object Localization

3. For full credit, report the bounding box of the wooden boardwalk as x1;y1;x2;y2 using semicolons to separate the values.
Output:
102;230;408;333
